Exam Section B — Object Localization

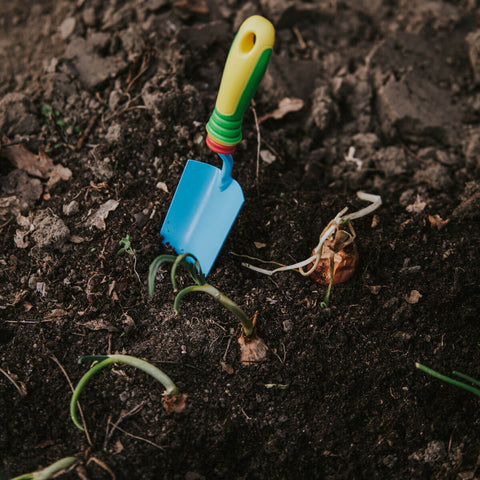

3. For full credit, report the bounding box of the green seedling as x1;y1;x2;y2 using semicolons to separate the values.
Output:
149;253;266;363
416;363;480;396
117;235;140;283
174;284;253;335
117;235;135;255
41;104;82;143
148;253;205;298
70;354;186;431
41;104;66;127
149;253;253;336
9;457;77;480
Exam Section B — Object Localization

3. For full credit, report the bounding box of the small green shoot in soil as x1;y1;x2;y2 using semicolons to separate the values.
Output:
41;104;67;127
416;363;480;396
117;234;135;255
41;104;82;147
117;235;140;282
9;457;77;480
70;355;186;431
149;253;253;337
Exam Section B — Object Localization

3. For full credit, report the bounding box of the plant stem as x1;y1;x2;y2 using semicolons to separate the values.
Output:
148;254;178;298
453;371;480;388
174;284;253;336
321;254;335;308
171;253;205;291
148;254;206;298
416;363;480;396
10;457;77;480
71;355;180;431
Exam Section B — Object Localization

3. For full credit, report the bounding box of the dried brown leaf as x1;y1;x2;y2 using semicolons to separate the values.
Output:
84;199;119;230
44;308;67;322
1;142;71;187
366;285;382;295
259;97;304;123
406;195;427;213
1;142;51;178
220;361;234;374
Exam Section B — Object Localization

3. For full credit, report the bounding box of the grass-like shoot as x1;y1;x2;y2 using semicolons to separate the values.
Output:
148;253;205;298
9;457;77;480
416;363;480;396
70;355;185;431
174;284;253;336
149;253;254;337
238;191;382;306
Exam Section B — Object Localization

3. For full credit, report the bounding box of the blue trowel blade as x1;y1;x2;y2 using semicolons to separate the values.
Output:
160;159;244;276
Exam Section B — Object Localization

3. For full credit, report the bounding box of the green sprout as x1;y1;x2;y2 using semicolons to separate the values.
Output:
41;104;64;126
416;363;480;396
70;355;183;431
9;457;77;480
41;104;81;135
117;234;135;255
41;104;53;122
117;235;140;283
148;253;253;336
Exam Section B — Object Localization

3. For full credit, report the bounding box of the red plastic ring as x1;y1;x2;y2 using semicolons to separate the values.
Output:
206;135;236;154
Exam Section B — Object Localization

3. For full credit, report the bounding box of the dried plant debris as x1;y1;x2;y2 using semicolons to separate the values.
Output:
1;138;72;187
83;199;119;230
259;97;304;123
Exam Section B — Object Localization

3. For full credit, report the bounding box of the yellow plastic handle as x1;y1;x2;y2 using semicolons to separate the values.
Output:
206;15;275;153
216;15;275;116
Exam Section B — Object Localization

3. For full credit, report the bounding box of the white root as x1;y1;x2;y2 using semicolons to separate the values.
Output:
242;192;382;277
345;192;382;221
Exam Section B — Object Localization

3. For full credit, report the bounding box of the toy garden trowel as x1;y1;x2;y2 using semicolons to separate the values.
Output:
160;15;275;276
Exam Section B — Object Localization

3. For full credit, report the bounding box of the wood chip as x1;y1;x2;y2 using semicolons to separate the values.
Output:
405;290;422;304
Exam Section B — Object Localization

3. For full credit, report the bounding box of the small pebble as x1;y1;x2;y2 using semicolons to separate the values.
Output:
283;320;293;332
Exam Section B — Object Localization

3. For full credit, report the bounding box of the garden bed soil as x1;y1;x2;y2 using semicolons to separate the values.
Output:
1;1;480;479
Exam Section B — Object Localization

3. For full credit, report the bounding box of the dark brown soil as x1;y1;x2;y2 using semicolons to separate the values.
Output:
1;1;480;479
